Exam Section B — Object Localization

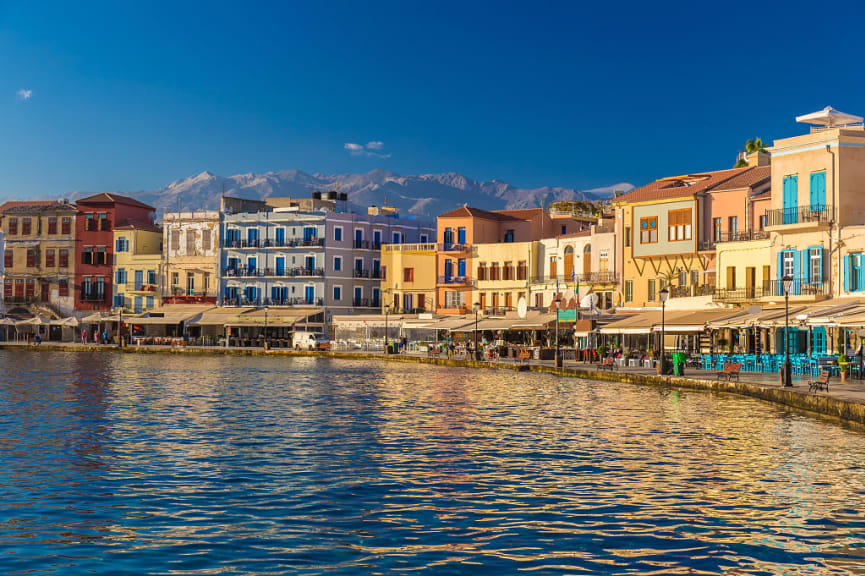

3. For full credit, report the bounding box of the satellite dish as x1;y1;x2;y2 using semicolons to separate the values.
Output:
517;297;527;319
747;305;762;314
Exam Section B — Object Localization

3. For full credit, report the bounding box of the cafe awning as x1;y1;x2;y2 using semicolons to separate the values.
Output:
430;316;476;331
510;312;557;330
599;311;660;335
652;310;745;332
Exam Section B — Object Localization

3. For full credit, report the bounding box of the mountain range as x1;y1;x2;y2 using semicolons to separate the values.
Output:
65;169;634;219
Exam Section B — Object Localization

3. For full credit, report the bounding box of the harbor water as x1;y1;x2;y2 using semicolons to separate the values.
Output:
1;350;864;574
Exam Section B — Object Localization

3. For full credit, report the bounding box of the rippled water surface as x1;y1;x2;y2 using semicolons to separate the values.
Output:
1;351;865;574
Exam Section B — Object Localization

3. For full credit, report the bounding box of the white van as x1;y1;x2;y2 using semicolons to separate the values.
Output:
292;331;330;350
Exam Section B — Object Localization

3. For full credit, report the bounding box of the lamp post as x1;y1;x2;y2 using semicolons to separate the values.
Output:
118;306;124;348
263;305;269;350
473;302;480;361
554;293;563;367
384;298;390;354
782;274;794;387
659;287;669;374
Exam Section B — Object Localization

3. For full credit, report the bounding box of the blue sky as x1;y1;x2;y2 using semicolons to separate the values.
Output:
2;0;865;199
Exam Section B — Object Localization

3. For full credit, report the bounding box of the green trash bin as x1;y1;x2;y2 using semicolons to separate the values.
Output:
672;352;686;376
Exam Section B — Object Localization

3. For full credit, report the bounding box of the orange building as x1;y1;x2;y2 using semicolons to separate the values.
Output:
435;207;558;313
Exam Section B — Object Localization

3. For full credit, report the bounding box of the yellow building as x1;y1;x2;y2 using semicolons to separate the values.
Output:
474;241;536;313
381;242;436;313
162;210;220;304
713;238;771;303
113;223;163;313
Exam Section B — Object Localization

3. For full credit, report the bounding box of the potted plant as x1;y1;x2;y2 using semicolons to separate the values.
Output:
839;352;850;382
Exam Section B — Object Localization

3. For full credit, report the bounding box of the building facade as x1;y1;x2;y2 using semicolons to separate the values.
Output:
74;193;156;312
113;223;163;313
0;201;78;315
380;242;437;313
162;210;220;305
474;240;536;314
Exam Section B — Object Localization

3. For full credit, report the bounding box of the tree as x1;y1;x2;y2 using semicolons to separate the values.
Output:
734;137;767;167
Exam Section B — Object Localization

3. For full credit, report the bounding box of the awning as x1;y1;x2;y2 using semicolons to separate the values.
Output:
796;106;863;127
510;312;557;330
599;311;660;335
331;314;411;328
430;316;476;331
652;310;745;332
452;316;516;332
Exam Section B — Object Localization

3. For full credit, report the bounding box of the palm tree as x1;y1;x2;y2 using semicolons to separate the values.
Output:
734;137;767;167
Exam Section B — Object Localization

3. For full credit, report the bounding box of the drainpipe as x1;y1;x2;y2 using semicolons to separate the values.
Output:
827;144;837;297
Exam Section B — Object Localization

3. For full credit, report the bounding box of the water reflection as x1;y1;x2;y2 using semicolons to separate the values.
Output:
0;351;864;575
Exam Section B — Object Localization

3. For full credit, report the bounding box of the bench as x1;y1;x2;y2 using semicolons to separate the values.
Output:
717;362;741;381
517;349;532;363
596;357;616;371
808;370;830;394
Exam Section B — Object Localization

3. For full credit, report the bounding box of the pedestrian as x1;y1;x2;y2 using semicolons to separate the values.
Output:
34;332;41;346
81;329;87;344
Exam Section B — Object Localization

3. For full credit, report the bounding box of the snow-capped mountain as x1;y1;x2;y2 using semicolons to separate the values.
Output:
67;170;633;218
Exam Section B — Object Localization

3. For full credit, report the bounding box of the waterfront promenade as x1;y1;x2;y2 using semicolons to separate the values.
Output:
5;340;865;427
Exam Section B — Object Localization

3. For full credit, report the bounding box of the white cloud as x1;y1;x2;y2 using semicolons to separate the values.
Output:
344;140;390;158
16;89;32;101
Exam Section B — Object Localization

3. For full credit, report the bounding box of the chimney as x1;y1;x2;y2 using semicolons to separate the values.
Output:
747;151;770;167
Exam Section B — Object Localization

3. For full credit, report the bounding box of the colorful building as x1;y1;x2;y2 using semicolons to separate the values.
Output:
162;210;220;305
113;222;163;313
615;167;764;308
0;200;78;315
380;242;437;313
74;193;156;312
474;240;536;314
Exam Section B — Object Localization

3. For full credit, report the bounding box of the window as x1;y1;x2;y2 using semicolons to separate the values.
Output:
45;249;55;268
648;279;656;301
503;263;514;281
504;229;514;243
679;270;687;286
59;249;68;268
759;215;768;231
810;171;826;210
549;257;557;278
728;216;738;235
334;227;343;242
146;296;154;309
517;261;527;280
171;230;181;250
691;270;699;285
99;213;110;231
22;218;32;235
116;237;129;252
3;250;12;268
116;268;127;285
333;286;342;301
95;247;106;265
392;232;400;244
420;233;429;243
26;249;36;268
171;272;179;287
187;273;195;295
147;269;157;284
203;273;210;293
625;280;633;302
404;268;414;282
783;251;795;279
640;217;658;243
85;214;96;231
809;247;822;284
61;217;71;235
443;227;453;245
59;279;68;297
202;229;212;252
561;225;567;235
490;263;500;281
457;227;466;244
8;218;17;235
186;231;196;254
667;209;692;241
624;226;631;248
47;217;57;235
477;263;487;280
334;256;342;271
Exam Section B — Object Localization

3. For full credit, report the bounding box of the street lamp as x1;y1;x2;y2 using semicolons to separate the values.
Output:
384;297;390;354
782;274;794;387
659;286;669;374
263;305;269;350
554;293;562;367
117;306;124;348
473;301;480;361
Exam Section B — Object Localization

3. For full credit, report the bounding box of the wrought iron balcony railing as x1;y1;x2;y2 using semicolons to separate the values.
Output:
765;204;831;227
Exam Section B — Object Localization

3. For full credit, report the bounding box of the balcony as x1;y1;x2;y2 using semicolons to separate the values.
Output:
2;296;40;304
353;269;382;279
126;283;158;293
714;230;770;244
79;293;105;302
578;271;618;284
352;298;377;307
765;204;831;231
224;238;325;249
223;267;324;278
224;297;324;307
713;286;770;303
765;278;829;298
437;275;475;286
438;243;471;253
668;285;715;298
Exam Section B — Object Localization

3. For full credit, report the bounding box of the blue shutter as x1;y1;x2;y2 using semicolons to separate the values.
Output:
793;250;801;295
859;255;865;293
458;258;466;277
802;249;810;285
776;251;784;296
845;255;851;292
816;247;824;284
810;172;826;210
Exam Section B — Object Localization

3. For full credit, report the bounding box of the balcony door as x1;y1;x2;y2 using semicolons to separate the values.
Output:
782;175;798;224
564;246;574;280
746;267;755;298
41;282;49;302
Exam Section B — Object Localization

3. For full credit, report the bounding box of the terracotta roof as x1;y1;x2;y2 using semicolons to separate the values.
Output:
437;206;521;221
75;193;155;210
710;166;771;192
0;200;63;213
614;167;752;204
751;188;772;200
494;208;546;220
115;219;162;232
557;230;592;239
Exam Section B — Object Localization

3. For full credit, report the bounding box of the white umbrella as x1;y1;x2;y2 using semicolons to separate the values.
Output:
796;106;863;127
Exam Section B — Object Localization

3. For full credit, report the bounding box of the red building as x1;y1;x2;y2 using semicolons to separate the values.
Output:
74;193;155;311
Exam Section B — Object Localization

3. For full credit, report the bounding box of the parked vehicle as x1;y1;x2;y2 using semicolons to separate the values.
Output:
293;331;330;350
